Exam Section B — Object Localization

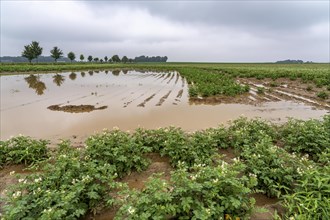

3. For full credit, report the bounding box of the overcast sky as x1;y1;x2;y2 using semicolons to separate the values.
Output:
1;0;329;62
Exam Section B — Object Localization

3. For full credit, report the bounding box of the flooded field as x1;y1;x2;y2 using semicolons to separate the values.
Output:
1;70;328;141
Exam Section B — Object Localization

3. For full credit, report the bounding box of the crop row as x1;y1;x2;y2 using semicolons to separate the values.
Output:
178;68;250;97
1;63;329;100
0;116;329;219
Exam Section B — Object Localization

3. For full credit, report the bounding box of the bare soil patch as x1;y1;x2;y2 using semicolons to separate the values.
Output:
238;78;330;110
190;78;330;111
88;153;172;220
250;193;284;220
156;91;172;106
47;104;107;113
218;148;237;163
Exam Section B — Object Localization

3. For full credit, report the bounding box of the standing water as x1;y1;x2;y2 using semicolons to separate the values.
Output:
0;70;328;141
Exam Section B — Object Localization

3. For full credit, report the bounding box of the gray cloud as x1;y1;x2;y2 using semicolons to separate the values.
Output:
1;0;329;62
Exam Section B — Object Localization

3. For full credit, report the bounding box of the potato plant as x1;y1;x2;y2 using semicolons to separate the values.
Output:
280;118;330;162
0;136;49;168
282;166;330;219
1;116;329;219
84;129;150;177
115;161;257;220
239;136;315;198
1;141;120;219
227;117;277;150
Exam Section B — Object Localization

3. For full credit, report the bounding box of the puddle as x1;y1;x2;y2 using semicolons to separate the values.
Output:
1;70;328;141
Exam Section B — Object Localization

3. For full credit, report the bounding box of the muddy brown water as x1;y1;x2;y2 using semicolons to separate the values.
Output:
1;70;328;141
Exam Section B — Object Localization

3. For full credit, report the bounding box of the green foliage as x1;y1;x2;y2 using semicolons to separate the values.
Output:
203;126;230;149
85;129;150;177
115;161;256;219
1;141;120;220
21;41;43;63
269;81;278;87
1;117;330;219
21;45;35;63
80;54;84;62
239;136;313;198
179;68;249;97
316;91;329;99
256;87;265;94
280;118;330;162
0;136;49;168
133;127;220;167
87;55;93;62
67;52;76;62
112;55;121;63
282;166;330;220
122;56;128;63
50;46;63;62
228;117;277;150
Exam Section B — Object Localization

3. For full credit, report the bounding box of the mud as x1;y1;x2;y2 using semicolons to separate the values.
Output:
156;91;172;106
137;94;156;107
250;193;284;220
237;78;330;110
47;104;107;113
87;153;173;220
218;148;237;164
119;153;172;190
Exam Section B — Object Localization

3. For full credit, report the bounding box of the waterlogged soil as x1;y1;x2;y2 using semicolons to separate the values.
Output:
1;71;329;141
48;104;107;113
84;153;173;220
237;78;330;110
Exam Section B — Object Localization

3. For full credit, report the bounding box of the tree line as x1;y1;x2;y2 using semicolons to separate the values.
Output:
20;41;167;64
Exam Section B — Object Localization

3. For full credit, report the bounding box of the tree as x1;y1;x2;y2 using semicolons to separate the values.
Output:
122;56;128;63
67;52;76;63
31;41;43;63
93;57;99;62
88;55;93;62
80;54;84;62
111;55;120;63
100;59;104;63
134;55;168;62
104;56;108;62
21;41;43;63
50;46;63;63
22;45;35;63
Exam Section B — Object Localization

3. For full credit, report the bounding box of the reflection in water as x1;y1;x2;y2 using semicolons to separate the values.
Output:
105;70;109;74
53;74;65;86
123;69;128;74
69;72;77;80
81;72;86;77
112;69;120;76
88;71;93;76
24;74;47;95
